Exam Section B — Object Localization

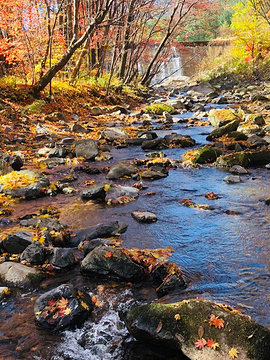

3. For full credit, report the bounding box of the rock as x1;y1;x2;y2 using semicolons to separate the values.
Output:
187;83;215;95
141;138;166;150
48;146;67;158
49;248;74;269
81;246;145;280
212;96;228;104
224;175;241;183
20;242;46;265
45;112;67;122
137;131;158;140
251;94;270;102
164;134;195;148
0;262;44;288
166;99;185;110
38;147;51;157
34;284;92;330
216;150;270;168
60;137;75;145
245;114;265;126
88;106;104;116
131;211;157;223
207;119;240;140
124;299;270;360
106;162;137;180
247;135;268;147
2;231;33;254
194;147;222;164
8;155;24;171
83;238;114;256
71;123;88;133
145;103;177;115
36;123;50;135
105;185;139;203
227;131;248;141
0;158;12;176
69;221;128;247
163;111;173;123
0;286;10;300
208;108;239;128
75;139;99;160
0;170;50;199
141;170;168;180
229;165;249;175
101;128;127;141
81;183;106;201
237;123;262;136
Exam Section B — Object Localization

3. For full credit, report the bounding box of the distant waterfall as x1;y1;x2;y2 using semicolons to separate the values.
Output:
152;47;183;85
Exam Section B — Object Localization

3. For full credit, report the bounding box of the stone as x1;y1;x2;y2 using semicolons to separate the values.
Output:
163;111;173;123
20;242;46;265
166;99;185;110
49;248;74;269
141;170;168;180
194;147;222;164
124;299;270;360
2;231;33;254
81;183;106;201
208;108;238;128
237;123;262;135
71;123;88;133
45;112;67;122
223;175;241;183
0;170;50;199
36;123;50;135
101;128;127;141
34;284;92;330
247;135;268;147
0;286;10;300
8;155;23;171
106;162;137;180
245;114;265;126
105;185;139;203
164;134;195;148
81;245;145;281
75;139;99;160
229;165;249;175
141;138;166;150
0;262;44;288
216;150;270;168
69;221;128;247
0;158;12;176
131;211;157;223
83;238;114;256
207;119;240;140
137;131;158;140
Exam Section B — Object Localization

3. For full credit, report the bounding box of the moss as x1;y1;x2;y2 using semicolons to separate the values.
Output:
145;103;177;115
194;147;222;164
23;99;46;114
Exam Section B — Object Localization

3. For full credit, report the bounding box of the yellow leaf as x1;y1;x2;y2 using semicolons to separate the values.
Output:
35;311;41;316
155;320;163;333
212;342;220;350
63;307;72;315
229;347;239;359
174;314;181;321
80;301;89;310
104;184;110;191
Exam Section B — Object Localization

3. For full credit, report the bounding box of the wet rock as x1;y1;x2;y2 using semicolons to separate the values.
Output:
164;134;195;148
247;134;268;147
208;108;238;128
81;245;145;280
106;162;137;180
0;158;12;175
60;137;75;145
131;211;157;223
237;123;262;136
81;183;106;201
20;242;46;265
216;150;270;168
212;95;228;104
101;128;127;142
251;93;270;102
75;139;99;160
71;123;88;133
194;147;222;164
141;138;166;150
0;262;44;288
163;112;173;123
49;248;74;269
229;165;249;175
141;170;168;180
137;131;158;140
227;131;248;141
124;299;270;360
224;175;241;183
105;185;139;203
0;286;10;300
34;284;92;330
245;114;265;126
0;170;50;199
38;147;51;157
207;119;240;140
83;238;114;256
45;112;67;122
1;231;33;254
69;221;128;247
166;99;185;110
48;145;67;158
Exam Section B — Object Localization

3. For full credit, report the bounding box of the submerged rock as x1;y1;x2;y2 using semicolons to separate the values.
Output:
81;245;145;281
34;284;92;330
124;299;270;360
0;262;44;288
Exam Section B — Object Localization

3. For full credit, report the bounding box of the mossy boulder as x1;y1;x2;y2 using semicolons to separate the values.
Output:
194;147;222;164
124;299;270;360
216;150;270;168
208;108;239;128
145;103;177;115
207;119;240;140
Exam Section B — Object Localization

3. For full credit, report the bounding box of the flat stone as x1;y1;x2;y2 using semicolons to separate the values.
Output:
131;211;157;223
0;262;44;288
75;139;99;160
224;175;242;183
2;231;33;254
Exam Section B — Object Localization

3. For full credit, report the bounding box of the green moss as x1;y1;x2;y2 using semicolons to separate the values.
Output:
145;103;177;115
23;100;46;114
194;147;222;164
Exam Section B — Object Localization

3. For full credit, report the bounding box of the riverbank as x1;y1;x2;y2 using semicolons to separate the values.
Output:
0;78;270;359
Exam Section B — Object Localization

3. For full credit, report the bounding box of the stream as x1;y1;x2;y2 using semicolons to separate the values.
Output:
0;100;269;359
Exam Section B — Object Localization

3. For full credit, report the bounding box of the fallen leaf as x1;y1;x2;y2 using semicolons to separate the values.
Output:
80;301;90;310
174;313;181;321
195;338;206;349
229;347;239;359
155;320;163;333
175;333;185;343
206;338;216;348
209;314;225;329
212;342;220;350
198;325;204;338
63;307;72;315
105;251;112;258
57;297;69;310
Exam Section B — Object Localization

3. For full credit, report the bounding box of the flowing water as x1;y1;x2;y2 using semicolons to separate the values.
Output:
0;103;269;359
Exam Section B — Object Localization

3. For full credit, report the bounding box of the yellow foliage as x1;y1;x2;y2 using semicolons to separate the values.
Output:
0;171;36;190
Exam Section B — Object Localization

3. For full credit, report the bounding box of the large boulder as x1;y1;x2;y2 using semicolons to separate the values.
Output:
164;134;196;148
208;108;239;128
20;242;46;265
216;150;270;168
207;119;240;140
81;183;107;201
106;162;137;180
81;245;145;281
69;221;128;247
1;231;33;254
0;262;44;288
49;248;75;269
101;128;127;142
0;170;50;199
34;284;92;330
75;139;99;160
124;299;270;360
194;147;222;164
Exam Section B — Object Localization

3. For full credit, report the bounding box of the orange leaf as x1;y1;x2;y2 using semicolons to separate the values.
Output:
209;314;225;329
57;297;69;310
206;338;216;348
105;251;112;258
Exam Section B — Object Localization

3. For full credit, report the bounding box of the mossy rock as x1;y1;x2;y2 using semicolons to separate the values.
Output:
145;103;177;115
208;108;240;128
216;150;270;168
194;147;222;164
124;299;270;360
227;131;248;141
